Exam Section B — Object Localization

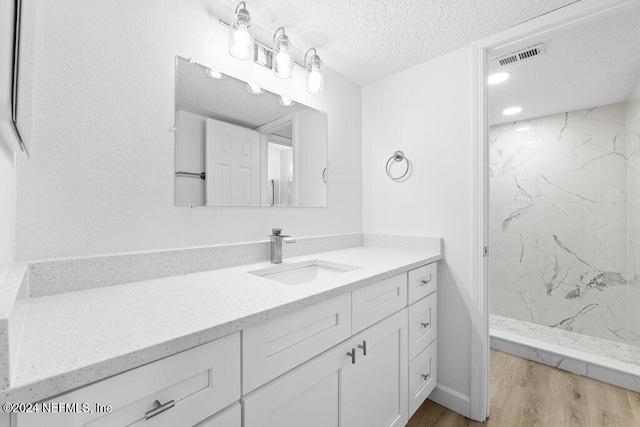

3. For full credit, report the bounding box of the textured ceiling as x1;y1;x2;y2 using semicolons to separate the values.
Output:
207;0;579;86
176;57;308;129
489;6;640;124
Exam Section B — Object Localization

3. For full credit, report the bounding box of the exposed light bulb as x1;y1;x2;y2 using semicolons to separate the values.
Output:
502;106;522;116
488;72;511;85
308;68;322;92
276;51;291;68
233;24;251;47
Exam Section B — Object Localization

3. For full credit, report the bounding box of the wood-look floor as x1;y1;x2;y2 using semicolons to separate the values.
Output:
408;350;640;426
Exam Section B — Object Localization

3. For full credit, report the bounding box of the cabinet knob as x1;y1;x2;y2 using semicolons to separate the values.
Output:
346;348;356;364
421;322;430;328
421;275;432;285
145;399;175;419
421;374;431;381
358;340;367;356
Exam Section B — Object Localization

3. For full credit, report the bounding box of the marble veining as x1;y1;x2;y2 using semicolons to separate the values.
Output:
491;315;640;392
490;101;640;347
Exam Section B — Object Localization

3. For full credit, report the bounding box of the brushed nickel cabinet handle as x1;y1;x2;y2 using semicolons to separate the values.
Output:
358;340;367;356
421;274;432;285
145;399;175;419
421;322;430;328
347;348;356;364
422;374;431;381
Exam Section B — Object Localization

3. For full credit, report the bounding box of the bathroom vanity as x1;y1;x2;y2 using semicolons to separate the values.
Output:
2;243;440;427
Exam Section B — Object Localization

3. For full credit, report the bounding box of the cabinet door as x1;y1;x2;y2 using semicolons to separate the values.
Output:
243;339;354;427
343;309;408;427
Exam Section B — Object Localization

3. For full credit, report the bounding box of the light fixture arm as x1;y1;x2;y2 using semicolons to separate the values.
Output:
304;47;317;69
273;27;286;44
234;1;247;15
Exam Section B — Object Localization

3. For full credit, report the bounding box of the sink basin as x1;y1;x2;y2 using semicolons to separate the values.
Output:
249;260;360;286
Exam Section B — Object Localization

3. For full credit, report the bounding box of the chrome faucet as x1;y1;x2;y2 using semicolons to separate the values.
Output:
269;228;296;264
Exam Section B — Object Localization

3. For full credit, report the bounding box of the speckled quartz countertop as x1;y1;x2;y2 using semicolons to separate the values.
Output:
2;246;440;403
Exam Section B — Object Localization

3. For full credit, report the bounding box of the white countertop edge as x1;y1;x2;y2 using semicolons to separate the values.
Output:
1;250;441;403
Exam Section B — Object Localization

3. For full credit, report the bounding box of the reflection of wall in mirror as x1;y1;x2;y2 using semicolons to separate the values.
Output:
295;110;328;207
175;110;205;206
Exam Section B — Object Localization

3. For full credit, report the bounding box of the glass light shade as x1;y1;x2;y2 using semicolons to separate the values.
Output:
272;30;294;79
305;49;324;94
229;4;254;60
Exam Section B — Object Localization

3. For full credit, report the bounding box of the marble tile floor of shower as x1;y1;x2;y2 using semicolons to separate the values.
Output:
491;314;640;392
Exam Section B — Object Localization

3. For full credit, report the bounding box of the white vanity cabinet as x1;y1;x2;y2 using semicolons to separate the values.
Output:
12;261;439;427
244;308;408;427
406;263;438;417
15;333;241;427
342;309;408;427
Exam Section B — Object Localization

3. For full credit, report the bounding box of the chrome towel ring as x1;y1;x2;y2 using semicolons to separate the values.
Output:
386;151;410;181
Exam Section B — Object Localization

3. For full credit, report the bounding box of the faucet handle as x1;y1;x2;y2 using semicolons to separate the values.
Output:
271;228;283;236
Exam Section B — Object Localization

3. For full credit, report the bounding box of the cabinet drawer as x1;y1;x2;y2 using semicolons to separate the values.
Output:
408;341;437;417
352;274;407;333
408;292;437;361
243;293;351;393
17;333;241;427
195;402;241;427
408;263;437;305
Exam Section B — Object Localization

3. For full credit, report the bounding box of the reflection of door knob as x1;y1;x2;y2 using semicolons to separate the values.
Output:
322;167;327;184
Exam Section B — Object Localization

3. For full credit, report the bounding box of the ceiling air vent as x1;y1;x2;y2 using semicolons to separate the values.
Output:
491;43;545;67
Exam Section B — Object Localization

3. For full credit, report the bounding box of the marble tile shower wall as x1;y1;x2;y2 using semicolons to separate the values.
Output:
489;102;640;346
629;75;640;311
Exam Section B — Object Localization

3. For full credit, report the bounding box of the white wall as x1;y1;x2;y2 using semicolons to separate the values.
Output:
16;0;362;260
0;143;16;281
363;47;475;411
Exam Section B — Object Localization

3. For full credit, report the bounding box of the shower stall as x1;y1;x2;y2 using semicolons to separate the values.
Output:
488;5;640;390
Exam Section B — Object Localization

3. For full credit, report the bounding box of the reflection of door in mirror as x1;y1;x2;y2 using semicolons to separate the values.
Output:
267;142;293;206
205;118;261;206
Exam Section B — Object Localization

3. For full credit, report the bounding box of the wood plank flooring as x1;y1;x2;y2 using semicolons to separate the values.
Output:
408;350;640;426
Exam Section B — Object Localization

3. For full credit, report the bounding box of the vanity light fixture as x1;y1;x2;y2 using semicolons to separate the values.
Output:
246;83;264;94
205;68;224;79
228;2;254;60
502;106;522;116
218;4;327;93
272;27;294;79
305;48;325;94
488;72;510;85
279;96;295;106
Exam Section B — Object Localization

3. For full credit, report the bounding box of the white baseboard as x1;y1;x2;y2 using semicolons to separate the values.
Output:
428;383;471;419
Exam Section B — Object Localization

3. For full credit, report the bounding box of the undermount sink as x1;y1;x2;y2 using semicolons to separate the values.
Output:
249;260;360;286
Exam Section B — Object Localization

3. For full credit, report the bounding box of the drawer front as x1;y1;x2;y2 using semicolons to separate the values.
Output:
243;293;352;393
408;341;437;418
352;274;408;334
195;402;241;427
17;333;241;427
408;263;437;305
408;292;437;361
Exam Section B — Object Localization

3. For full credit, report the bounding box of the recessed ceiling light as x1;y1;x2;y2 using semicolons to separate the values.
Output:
502;106;522;116
515;126;531;132
205;68;224;79
279;96;295;106
246;83;264;94
527;140;540;145
488;72;511;85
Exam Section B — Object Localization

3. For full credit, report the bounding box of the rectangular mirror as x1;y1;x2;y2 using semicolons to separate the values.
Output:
174;56;328;207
